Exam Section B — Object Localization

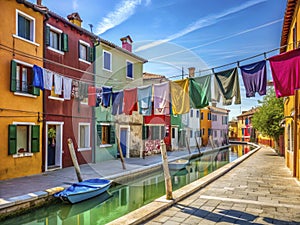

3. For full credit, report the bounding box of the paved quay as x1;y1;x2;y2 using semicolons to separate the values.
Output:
135;146;300;225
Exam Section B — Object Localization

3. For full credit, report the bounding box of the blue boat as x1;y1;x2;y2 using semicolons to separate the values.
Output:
54;178;112;204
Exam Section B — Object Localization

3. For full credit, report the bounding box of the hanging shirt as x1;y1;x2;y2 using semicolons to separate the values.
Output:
43;69;53;91
138;85;152;115
112;91;124;115
54;73;62;95
214;67;241;105
171;79;190;115
240;60;267;97
153;82;170;115
193;74;212;102
189;78;209;109
269;48;300;98
33;65;44;90
102;86;112;108
63;77;72;100
88;86;96;106
123;88;138;115
96;87;102;107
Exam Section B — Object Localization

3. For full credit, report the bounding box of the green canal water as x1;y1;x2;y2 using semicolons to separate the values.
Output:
2;145;254;225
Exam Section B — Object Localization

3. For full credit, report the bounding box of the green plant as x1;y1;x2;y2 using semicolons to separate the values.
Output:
48;128;56;139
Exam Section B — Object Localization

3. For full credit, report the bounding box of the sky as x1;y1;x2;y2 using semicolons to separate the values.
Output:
28;0;287;119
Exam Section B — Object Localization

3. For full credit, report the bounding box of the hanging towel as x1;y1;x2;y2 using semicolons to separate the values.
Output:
153;82;170;115
88;86;96;106
123;88;138;115
72;80;79;98
138;85;152;115
33;65;44;90
193;74;212;102
112;91;124;115
54;73;62;95
171;79;190;115
189;78;209;109
78;82;88;100
63;77;72;100
269;48;300;98
240;60;267;97
214;67;241;105
102;86;112;108
96;87;102;107
43;69;53;91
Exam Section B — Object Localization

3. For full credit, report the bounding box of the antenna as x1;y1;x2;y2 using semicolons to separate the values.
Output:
88;24;93;33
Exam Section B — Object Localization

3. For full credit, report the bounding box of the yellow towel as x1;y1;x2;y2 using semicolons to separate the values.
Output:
171;79;190;115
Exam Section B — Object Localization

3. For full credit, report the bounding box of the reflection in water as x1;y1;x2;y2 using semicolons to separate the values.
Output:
2;146;251;225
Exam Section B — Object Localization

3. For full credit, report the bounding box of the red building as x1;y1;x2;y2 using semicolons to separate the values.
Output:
42;9;98;171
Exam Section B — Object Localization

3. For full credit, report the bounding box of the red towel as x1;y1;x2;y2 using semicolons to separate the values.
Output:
88;86;96;106
123;88;137;115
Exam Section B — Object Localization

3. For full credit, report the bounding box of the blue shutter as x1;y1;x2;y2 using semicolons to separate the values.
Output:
45;26;50;46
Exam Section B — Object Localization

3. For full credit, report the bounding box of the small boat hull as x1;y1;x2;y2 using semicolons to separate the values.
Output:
168;159;189;170
54;178;112;204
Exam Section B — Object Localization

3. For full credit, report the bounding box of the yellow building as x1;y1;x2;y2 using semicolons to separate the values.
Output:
0;0;45;180
280;0;300;179
228;119;238;140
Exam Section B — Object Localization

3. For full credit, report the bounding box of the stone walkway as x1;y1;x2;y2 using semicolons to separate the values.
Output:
143;147;300;225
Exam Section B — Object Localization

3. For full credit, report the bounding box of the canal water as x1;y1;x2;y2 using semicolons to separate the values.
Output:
2;145;254;225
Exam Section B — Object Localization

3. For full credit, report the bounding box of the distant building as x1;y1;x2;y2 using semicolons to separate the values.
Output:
236;108;257;142
228;119;238;140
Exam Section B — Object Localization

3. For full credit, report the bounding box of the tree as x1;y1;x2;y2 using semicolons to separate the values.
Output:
252;88;284;148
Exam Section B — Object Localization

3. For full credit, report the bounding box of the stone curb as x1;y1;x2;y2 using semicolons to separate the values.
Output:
107;143;261;225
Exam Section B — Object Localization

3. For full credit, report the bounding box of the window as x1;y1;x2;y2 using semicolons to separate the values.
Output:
293;23;297;49
190;130;193;138
222;116;228;125
78;123;91;150
8;124;40;155
214;130;217;138
202;128;205;136
143;125;165;140
196;110;199;118
126;61;133;79
79;40;94;63
103;50;112;71
97;124;115;145
16;10;35;42
190;109;193;117
208;112;211;120
45;25;68;52
201;112;204;120
10;60;39;96
208;128;212;136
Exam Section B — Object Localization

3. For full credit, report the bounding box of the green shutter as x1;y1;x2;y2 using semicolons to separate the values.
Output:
109;125;115;144
30;70;40;96
61;33;68;52
45;26;50;46
96;125;102;145
88;47;94;62
10;60;17;92
142;125;149;140
31;125;40;153
8;125;17;155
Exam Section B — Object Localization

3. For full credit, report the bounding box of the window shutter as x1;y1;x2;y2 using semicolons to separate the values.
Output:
61;33;68;52
142;125;148;140
8;125;17;155
10;60;17;92
109;125;115;144
97;125;102;145
31;125;40;153
78;42;81;59
88;47;94;62
30;70;40;96
45;26;50;46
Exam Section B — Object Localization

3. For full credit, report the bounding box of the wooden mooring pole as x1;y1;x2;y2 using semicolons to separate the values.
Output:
186;136;191;154
160;140;173;200
67;138;83;182
117;137;126;170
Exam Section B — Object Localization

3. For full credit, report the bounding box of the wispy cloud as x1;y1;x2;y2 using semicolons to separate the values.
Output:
136;0;267;52
72;0;79;10
96;0;150;35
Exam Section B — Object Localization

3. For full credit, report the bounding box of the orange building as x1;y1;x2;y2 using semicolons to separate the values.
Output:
0;1;45;180
200;107;211;146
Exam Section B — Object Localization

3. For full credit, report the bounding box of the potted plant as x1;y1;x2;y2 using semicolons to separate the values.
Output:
48;128;56;147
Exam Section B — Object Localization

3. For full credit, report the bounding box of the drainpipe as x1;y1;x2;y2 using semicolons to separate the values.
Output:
293;89;298;178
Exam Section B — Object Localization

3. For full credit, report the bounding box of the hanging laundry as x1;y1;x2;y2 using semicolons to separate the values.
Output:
112;91;124;115
78;82;88;100
102;86;112;108
153;82;170;115
269;48;300;98
88;86;96;106
96;87;102;107
54;73;62;95
193;74;212;102
214;67;241;105
71;80;79;98
171;79;190;115
63;77;72;100
240;60;267;97
123;88;138;115
189;78;209;109
43;69;53;91
33;65;44;90
138;85;152;115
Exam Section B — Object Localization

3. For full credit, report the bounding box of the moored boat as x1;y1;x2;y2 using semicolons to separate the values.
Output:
168;159;189;170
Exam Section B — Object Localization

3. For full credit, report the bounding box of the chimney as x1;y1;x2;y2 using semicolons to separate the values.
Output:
37;0;42;5
120;35;133;52
188;67;195;77
67;12;82;27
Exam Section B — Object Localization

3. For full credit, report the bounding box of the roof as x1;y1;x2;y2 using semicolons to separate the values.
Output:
237;107;259;118
143;72;167;80
208;106;230;114
280;0;299;53
16;0;48;15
